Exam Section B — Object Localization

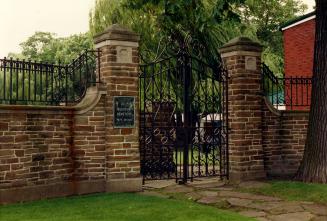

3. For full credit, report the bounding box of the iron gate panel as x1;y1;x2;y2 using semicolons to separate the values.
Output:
139;53;228;183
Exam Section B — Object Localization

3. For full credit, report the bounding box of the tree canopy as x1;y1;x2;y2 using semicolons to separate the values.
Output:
5;0;309;74
90;0;244;65
89;0;308;74
8;32;93;64
237;0;307;75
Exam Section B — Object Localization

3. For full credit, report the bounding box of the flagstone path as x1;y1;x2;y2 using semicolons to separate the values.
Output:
139;179;327;221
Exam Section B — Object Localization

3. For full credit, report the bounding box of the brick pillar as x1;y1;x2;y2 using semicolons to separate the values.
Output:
94;24;142;192
220;37;266;182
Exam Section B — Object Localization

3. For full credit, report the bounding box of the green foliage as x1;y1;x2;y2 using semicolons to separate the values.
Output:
16;32;93;64
89;0;308;75
89;0;161;62
5;0;309;78
0;193;255;221
1;29;93;106
90;0;244;65
90;0;240;115
239;181;327;204
19;32;55;61
1;32;95;105
0;69;38;105
237;0;308;75
6;52;25;60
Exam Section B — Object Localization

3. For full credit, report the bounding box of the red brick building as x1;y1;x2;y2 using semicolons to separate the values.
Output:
281;11;315;110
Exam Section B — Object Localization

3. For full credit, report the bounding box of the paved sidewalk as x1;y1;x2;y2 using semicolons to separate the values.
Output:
139;178;327;221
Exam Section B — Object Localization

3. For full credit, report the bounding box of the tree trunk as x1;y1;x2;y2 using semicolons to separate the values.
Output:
295;0;327;183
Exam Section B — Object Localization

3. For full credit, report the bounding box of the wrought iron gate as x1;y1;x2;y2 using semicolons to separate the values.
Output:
139;53;229;183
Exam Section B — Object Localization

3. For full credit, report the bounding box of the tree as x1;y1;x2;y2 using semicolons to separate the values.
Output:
20;32;55;61
89;0;165;62
15;32;93;64
130;0;245;65
89;0;308;73
1;32;94;105
41;33;93;63
295;0;327;183
89;0;244;64
237;0;307;75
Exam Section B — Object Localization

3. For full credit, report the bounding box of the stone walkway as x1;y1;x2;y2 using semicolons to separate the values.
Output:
139;178;327;221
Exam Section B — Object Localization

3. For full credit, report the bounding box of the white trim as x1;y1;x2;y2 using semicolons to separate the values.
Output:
95;40;139;49
281;15;316;31
220;51;261;58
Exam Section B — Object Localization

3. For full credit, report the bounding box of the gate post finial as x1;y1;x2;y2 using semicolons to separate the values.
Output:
94;25;142;192
220;37;266;182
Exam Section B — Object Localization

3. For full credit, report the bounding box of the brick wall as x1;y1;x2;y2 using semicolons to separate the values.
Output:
94;24;142;192
221;37;310;181
262;100;309;177
283;18;315;110
261;19;315;173
0;24;142;204
99;44;141;181
283;19;315;78
0;28;313;204
0;87;107;204
0;113;73;188
220;37;266;181
74;97;106;182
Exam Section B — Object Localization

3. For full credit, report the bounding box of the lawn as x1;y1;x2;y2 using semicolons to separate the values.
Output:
174;149;218;166
238;180;327;205
0;193;255;221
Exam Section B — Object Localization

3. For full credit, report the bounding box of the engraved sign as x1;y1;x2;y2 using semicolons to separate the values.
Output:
117;46;132;63
114;96;135;128
245;56;257;70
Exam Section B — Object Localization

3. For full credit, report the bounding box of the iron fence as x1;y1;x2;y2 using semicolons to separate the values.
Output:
0;49;101;106
139;53;229;183
262;63;312;110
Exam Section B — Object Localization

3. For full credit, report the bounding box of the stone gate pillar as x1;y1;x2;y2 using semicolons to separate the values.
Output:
94;24;142;192
220;37;266;182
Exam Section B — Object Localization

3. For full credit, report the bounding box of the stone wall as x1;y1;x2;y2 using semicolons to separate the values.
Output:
0;30;312;204
0;24;142;205
0;87;107;204
94;24;142;192
220;37;310;182
220;37;266;181
262;99;309;178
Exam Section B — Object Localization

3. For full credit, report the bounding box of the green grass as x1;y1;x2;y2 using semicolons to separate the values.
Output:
174;149;217;166
0;193;255;221
239;181;327;205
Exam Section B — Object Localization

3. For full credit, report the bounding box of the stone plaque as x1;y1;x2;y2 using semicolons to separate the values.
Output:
245;56;257;70
117;46;132;63
114;96;135;128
